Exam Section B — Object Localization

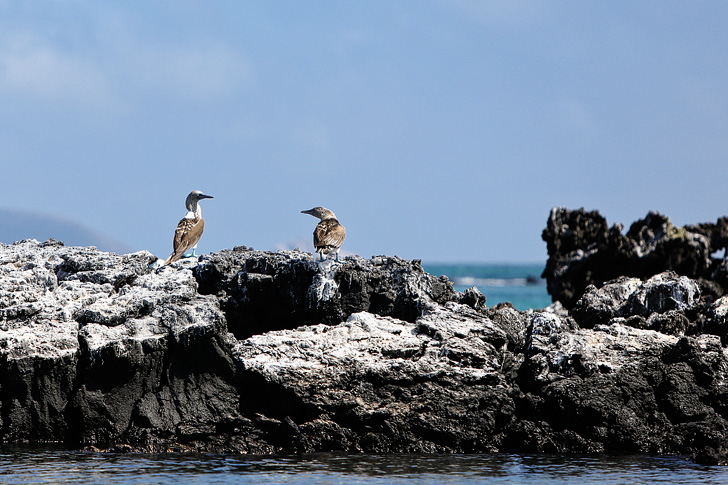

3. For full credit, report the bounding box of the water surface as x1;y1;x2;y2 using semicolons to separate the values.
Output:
423;263;551;310
2;451;726;484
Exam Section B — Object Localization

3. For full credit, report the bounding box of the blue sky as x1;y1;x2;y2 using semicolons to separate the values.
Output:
1;1;727;262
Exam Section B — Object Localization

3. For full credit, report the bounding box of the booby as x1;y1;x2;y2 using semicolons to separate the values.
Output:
301;206;346;262
164;190;214;265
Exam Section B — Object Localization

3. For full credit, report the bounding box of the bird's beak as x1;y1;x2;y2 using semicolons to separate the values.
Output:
200;194;214;200
301;209;313;215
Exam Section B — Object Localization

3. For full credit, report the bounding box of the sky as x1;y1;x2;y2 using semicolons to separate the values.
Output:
1;1;727;263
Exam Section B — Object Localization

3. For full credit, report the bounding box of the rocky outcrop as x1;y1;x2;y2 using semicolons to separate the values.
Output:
192;247;459;339
542;208;728;308
0;239;233;446
0;240;471;453
2;232;728;464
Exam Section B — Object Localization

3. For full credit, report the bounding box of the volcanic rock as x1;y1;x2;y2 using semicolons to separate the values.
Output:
542;208;727;308
2;236;728;464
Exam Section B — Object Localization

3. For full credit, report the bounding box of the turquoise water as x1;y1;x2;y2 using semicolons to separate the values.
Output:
423;263;552;310
1;451;726;484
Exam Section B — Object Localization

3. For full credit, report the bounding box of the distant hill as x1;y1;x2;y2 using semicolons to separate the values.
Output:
0;208;131;255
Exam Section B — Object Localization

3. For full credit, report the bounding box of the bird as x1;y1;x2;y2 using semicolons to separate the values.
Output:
164;190;214;265
301;206;346;262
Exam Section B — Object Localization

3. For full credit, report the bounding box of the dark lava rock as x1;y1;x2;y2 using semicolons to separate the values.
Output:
571;272;701;332
542;208;726;308
3;236;728;464
192;249;459;339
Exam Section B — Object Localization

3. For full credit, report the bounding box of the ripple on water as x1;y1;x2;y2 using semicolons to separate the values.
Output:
1;451;727;485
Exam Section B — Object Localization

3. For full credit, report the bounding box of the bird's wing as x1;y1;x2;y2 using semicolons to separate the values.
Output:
314;220;346;249
165;217;205;264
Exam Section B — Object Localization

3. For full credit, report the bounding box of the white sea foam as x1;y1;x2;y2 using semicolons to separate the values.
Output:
454;276;535;287
422;263;550;310
452;276;546;288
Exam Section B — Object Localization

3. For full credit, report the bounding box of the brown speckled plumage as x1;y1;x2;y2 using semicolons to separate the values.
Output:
301;206;346;261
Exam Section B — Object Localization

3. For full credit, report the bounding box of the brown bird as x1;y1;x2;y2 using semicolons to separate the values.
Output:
301;206;346;262
164;190;214;265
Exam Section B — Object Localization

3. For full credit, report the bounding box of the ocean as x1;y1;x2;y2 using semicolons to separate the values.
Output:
2;449;727;484
4;264;724;482
422;262;552;310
